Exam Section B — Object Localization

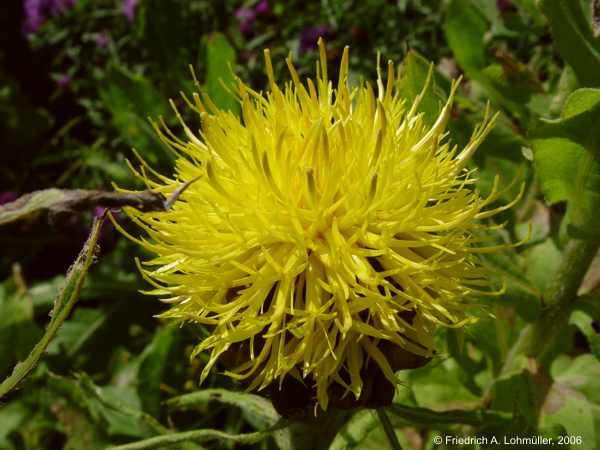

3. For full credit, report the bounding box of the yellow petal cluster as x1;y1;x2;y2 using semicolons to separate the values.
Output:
116;40;520;411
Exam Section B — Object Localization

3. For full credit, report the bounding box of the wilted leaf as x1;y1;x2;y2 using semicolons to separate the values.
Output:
0;189;65;225
0;189;167;226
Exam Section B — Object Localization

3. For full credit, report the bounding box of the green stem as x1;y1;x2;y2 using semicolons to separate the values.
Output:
501;238;599;375
106;427;276;450
377;408;403;450
0;216;104;399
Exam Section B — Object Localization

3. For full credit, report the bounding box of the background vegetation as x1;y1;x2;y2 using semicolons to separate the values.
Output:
1;0;600;449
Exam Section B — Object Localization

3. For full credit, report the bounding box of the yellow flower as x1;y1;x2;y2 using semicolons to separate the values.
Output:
115;40;521;413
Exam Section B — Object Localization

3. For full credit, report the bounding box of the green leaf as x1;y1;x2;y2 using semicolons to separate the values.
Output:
0;401;30;450
397;51;450;126
444;0;545;122
0;282;42;377
141;0;192;88
538;0;600;87
531;88;600;239
48;308;108;358
55;401;112;450
0;70;53;154
541;354;600;449
444;0;488;72
204;33;239;115
167;388;291;450
525;239;563;291
48;373;156;440
401;358;481;410
329;410;379;450
100;66;171;165
137;325;177;416
167;388;280;429
569;309;600;361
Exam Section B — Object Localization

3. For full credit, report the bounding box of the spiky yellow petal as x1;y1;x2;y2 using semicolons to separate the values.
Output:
120;40;516;412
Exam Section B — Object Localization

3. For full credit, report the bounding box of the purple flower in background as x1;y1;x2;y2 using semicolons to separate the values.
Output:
255;0;269;14
56;73;71;88
23;0;75;34
23;0;45;33
94;31;110;48
235;6;256;34
299;25;329;53
0;192;18;206
49;0;74;15
123;0;138;23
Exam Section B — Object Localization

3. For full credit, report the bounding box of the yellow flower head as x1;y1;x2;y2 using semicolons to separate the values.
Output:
117;40;520;412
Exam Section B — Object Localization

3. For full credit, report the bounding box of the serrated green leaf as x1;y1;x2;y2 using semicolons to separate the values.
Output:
531;88;600;239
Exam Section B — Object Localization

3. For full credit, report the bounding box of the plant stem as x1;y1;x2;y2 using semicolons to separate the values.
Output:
106;427;275;450
0;216;104;399
501;238;599;375
377;408;403;450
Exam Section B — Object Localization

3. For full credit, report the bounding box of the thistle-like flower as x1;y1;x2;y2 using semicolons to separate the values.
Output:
115;40;521;414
